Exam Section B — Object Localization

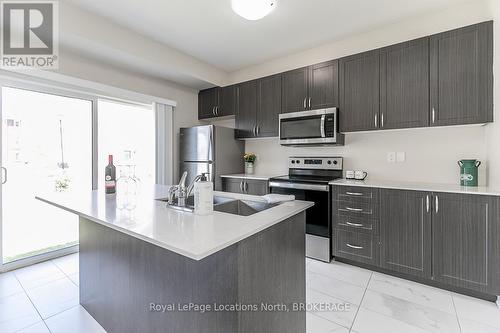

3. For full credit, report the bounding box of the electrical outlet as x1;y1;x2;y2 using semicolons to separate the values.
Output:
387;152;396;163
396;152;406;163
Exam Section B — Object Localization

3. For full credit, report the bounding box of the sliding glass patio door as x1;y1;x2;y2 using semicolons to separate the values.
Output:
0;86;93;265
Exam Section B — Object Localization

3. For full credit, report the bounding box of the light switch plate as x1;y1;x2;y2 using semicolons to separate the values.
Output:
387;152;396;163
396;152;406;162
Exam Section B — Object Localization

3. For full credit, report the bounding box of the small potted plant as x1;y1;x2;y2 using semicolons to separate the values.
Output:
244;153;256;175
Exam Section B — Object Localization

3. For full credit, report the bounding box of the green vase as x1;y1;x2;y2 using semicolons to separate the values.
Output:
458;159;481;187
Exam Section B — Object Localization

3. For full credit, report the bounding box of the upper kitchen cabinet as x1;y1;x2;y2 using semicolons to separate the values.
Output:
235;75;282;139
309;60;339;110
380;38;430;129
219;85;237;117
432;192;500;294
282;61;338;113
198;87;220;119
282;67;309;113
198;85;237;119
339;50;380;132
226;22;493;131
430;21;493;127
256;74;282;137
235;80;258;138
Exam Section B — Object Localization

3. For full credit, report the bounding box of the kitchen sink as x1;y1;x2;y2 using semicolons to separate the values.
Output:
158;195;234;205
213;199;278;216
159;195;278;216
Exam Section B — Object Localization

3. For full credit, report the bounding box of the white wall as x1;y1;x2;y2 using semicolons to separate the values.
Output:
225;0;497;187
245;126;487;185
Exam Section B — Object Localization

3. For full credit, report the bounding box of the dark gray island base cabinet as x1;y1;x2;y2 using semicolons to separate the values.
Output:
332;185;500;301
79;212;306;333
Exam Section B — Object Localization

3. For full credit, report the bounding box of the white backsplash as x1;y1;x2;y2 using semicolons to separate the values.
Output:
244;125;488;186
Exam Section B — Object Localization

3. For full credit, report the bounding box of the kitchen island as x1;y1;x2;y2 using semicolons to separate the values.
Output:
37;185;313;333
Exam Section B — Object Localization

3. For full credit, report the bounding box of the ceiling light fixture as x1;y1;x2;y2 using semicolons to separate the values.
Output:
231;0;277;21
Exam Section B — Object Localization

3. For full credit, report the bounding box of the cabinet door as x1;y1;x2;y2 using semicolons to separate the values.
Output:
282;67;309;113
222;178;244;194
430;22;493;126
244;179;269;196
219;85;237;117
235;80;257;139
333;230;378;266
198;87;219;119
380;189;432;278
257;74;281;137
339;50;380;132
309;60;338;110
432;192;500;294
380;38;429;129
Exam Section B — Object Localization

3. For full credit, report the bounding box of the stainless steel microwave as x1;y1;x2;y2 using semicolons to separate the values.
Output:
279;108;344;146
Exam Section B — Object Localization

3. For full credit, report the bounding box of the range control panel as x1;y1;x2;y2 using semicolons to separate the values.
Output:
288;157;343;170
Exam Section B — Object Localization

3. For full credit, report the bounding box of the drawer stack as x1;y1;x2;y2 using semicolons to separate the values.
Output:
331;186;380;265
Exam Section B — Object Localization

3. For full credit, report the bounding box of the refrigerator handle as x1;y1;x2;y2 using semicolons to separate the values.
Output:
1;167;6;185
208;126;214;161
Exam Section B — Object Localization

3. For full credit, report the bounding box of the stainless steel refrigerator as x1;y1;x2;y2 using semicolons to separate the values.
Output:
179;125;244;190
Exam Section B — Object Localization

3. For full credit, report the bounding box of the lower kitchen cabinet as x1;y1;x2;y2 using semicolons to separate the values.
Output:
379;189;431;279
333;230;378;265
432;192;500;294
332;185;500;298
221;178;269;196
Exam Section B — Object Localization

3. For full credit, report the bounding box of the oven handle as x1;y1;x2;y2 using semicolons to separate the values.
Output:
269;181;329;192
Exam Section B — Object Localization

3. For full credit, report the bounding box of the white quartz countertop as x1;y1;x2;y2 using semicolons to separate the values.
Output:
220;173;283;181
329;179;500;196
36;185;313;261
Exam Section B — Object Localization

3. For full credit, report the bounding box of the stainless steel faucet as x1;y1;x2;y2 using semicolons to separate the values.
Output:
168;171;187;206
167;172;206;207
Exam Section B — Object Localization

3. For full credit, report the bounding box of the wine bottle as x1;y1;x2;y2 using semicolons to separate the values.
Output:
105;155;116;194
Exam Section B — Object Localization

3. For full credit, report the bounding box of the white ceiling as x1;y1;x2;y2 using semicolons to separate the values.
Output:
65;0;471;73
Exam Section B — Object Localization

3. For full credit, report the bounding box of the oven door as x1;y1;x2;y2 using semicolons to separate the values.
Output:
269;182;330;238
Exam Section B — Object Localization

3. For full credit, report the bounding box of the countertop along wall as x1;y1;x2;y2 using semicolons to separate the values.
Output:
222;0;495;186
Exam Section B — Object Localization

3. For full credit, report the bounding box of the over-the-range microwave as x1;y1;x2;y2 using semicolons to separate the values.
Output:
279;108;344;146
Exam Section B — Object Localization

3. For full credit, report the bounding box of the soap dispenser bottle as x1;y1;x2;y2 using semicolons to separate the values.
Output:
194;173;213;215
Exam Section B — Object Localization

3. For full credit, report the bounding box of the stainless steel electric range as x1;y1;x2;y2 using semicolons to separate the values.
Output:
269;157;343;262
